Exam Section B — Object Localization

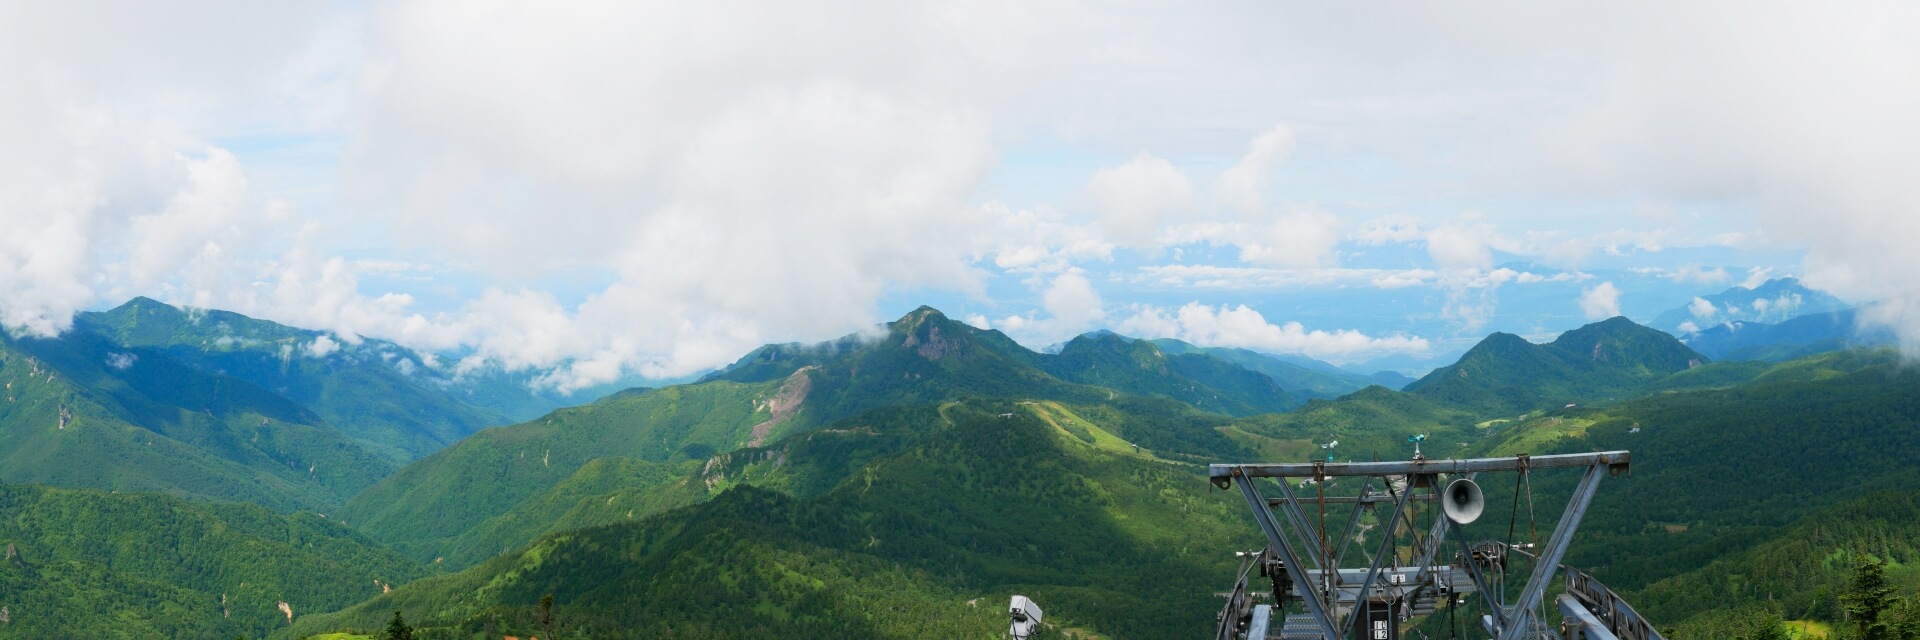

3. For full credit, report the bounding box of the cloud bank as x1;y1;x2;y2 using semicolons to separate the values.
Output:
1115;303;1429;362
6;1;1920;387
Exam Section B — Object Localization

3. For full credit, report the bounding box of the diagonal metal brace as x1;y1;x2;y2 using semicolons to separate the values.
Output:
1234;473;1340;640
1496;464;1606;640
1340;476;1419;639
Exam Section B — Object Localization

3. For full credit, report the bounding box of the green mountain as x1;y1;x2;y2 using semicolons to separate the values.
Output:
1230;385;1485;461
338;307;1254;565
1630;490;1920;636
1045;333;1296;415
1390;353;1920;622
0;327;393;512
1538;361;1920;591
0;483;430;639
1148;338;1383;398
285;402;1259;640
1404;316;1707;415
337;380;781;562
79;298;535;462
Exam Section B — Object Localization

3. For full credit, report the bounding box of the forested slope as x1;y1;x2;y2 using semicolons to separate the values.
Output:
0;483;430;638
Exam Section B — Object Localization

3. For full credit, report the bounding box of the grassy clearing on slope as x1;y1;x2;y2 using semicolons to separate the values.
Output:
1022;400;1170;462
1216;424;1314;462
1484;414;1607;456
1786;620;1831;639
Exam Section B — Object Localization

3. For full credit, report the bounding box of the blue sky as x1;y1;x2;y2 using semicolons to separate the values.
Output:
3;2;1916;389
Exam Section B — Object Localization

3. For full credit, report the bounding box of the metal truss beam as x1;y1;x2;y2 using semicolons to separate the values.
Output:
1211;451;1629;483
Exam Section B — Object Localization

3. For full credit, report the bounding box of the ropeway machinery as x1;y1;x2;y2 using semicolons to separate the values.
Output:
1010;450;1666;640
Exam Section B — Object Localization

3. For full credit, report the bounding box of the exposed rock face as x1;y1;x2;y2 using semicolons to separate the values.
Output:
900;322;957;360
747;366;814;447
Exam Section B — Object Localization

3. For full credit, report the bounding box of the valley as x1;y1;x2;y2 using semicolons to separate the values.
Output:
1;298;1916;639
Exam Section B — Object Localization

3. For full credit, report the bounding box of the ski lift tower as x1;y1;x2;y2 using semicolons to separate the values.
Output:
1205;450;1663;640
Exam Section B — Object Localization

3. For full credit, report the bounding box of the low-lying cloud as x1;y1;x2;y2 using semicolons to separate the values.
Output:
1114;303;1429;362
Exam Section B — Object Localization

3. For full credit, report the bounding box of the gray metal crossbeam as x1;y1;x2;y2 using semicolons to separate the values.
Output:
1211;451;1629;482
1558;594;1621;640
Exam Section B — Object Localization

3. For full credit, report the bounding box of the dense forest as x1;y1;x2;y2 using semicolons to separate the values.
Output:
3;302;1918;640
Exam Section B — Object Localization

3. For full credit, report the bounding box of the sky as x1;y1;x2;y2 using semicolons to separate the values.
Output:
3;1;1918;391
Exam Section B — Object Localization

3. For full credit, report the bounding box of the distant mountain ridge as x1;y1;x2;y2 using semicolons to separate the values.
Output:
1405;316;1707;415
1044;332;1297;414
80;298;594;461
0;325;394;512
1147;339;1401;396
1652;277;1847;333
1680;306;1896;361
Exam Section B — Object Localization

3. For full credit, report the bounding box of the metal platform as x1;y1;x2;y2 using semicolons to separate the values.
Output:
1204;451;1663;640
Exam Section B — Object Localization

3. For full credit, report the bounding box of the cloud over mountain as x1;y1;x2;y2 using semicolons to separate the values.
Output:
5;1;1920;387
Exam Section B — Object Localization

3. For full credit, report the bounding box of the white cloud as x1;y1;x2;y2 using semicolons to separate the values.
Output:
0;3;340;337
1688;297;1718;320
1578;282;1622;319
1162;208;1344;268
1351;216;1426;246
996;271;1107;347
1739;267;1773;290
1084;152;1194;247
1132;264;1437;290
1215;124;1296;214
1042;271;1105;330
1677;321;1701;334
1426;224;1494;271
304;334;340;358
987;202;1113;273
11;1;1920;383
1670;265;1731;286
1235;210;1345;268
105;352;138;371
1113;303;1429;361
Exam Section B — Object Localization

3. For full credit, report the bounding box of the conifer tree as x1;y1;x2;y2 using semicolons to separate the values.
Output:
539;592;557;640
381;610;414;640
1843;557;1900;640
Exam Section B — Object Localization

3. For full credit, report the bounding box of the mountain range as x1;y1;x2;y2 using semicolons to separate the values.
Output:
1;297;1916;639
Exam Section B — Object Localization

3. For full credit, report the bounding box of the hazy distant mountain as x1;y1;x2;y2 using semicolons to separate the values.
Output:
1651;277;1848;334
1404;316;1706;415
0;326;394;512
77;297;644;461
1147;338;1386;397
1046;332;1296;414
1680;307;1896;361
1365;370;1417;389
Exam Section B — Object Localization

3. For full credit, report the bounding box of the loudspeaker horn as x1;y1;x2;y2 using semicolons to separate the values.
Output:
1442;478;1485;524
